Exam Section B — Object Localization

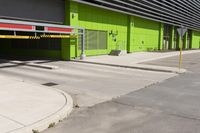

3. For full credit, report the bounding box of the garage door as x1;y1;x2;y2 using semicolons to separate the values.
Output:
0;0;65;24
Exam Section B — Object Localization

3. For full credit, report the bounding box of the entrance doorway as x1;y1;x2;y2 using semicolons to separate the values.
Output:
187;30;192;49
163;24;171;50
173;27;179;50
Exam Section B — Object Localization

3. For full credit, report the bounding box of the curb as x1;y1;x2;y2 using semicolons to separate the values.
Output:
72;60;186;74
9;88;73;133
132;64;187;74
72;50;200;74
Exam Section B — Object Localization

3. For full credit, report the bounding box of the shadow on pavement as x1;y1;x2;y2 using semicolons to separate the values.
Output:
0;55;60;68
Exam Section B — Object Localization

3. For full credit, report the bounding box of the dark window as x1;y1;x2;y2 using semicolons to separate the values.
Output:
11;38;61;50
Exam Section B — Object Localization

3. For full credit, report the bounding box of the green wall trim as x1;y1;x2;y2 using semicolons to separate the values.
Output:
191;30;200;49
183;32;188;49
61;0;79;60
169;26;174;49
127;16;134;53
159;23;164;50
127;16;131;53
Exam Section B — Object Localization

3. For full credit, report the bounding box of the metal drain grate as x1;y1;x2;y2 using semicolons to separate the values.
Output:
42;82;58;87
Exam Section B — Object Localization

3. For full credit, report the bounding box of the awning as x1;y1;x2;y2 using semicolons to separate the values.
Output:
0;19;86;59
0;19;83;39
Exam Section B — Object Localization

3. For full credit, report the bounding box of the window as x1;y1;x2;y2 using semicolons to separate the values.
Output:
79;29;107;50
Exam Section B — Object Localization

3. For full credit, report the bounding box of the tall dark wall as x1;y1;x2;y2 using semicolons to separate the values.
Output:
0;0;65;24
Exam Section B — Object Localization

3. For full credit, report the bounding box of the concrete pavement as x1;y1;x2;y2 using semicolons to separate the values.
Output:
0;75;73;133
43;52;200;133
0;60;176;107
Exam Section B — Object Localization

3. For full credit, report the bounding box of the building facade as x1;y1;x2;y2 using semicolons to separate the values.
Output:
0;0;200;60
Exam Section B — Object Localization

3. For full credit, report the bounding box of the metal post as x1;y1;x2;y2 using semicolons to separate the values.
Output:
80;29;86;59
179;37;183;70
177;26;187;71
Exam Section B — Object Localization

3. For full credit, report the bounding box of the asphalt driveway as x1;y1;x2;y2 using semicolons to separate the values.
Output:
44;52;200;133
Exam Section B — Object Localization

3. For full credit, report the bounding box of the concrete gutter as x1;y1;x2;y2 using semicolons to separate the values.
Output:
72;60;186;74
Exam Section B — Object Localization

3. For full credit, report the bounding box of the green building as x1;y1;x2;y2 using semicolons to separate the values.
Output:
0;0;200;60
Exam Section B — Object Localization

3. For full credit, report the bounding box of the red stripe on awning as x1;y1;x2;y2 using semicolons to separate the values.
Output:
46;27;73;33
0;23;34;30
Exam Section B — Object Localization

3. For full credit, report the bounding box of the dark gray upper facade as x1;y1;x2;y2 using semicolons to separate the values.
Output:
0;0;65;24
73;0;200;30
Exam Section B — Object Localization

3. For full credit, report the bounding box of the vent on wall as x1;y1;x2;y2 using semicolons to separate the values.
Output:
79;29;107;50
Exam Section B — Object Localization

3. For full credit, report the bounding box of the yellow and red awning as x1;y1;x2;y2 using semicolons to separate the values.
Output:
0;19;82;39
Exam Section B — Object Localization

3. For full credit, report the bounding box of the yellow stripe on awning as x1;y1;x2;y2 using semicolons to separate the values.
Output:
40;35;77;38
0;35;30;39
0;34;78;39
0;35;41;39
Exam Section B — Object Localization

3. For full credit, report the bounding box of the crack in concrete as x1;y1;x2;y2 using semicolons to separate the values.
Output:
169;113;200;122
111;100;136;109
112;101;200;122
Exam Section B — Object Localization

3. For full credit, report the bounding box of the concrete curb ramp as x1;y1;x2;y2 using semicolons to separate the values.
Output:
0;76;73;133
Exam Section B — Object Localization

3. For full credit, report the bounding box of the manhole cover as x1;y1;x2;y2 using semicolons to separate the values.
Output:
42;82;58;87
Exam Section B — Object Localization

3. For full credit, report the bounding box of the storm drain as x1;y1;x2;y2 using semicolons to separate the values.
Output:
42;82;58;87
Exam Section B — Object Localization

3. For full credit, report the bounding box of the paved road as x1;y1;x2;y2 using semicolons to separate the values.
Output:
0;59;174;107
43;52;200;133
142;52;200;70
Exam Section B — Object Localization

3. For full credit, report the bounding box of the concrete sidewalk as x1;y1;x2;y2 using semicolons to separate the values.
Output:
0;75;73;133
74;50;200;73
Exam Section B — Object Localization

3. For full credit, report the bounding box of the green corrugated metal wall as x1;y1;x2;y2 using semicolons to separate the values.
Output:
78;2;128;56
62;1;164;60
128;16;161;52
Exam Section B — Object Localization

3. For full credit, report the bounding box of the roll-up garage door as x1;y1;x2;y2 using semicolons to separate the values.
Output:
0;0;65;24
